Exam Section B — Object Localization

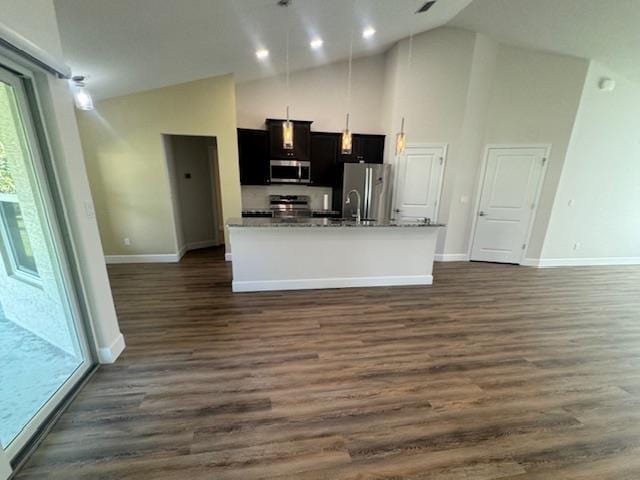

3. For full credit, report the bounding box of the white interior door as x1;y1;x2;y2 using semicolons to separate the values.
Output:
470;146;547;264
393;145;446;222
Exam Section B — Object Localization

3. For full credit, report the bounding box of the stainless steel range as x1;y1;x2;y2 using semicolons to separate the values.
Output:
269;195;311;218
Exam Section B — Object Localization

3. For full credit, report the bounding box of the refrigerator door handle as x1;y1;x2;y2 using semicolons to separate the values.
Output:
366;167;373;219
363;167;369;220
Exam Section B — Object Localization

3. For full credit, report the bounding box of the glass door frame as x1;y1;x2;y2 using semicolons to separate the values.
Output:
0;61;96;461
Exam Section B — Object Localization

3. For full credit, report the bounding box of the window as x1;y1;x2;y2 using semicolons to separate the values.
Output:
0;143;39;280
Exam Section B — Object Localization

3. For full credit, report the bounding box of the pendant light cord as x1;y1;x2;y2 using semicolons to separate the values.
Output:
403;2;415;132
347;29;353;115
285;1;291;119
346;0;354;119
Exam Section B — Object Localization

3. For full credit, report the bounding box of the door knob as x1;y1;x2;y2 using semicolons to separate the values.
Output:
478;211;486;216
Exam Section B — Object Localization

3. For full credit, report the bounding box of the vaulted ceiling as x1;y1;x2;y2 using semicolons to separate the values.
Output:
53;0;472;99
53;0;640;100
450;0;640;83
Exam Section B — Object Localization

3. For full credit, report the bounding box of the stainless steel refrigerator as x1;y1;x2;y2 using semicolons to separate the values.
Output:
342;163;392;221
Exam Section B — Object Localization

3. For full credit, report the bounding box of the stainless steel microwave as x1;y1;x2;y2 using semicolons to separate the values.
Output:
270;160;311;184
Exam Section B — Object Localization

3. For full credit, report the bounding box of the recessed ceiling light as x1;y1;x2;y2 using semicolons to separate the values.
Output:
255;48;269;60
362;26;376;39
310;37;323;50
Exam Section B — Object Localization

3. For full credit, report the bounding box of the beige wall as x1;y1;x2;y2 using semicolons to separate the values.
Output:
0;0;64;58
76;74;241;255
382;28;480;255
236;54;386;133
542;62;640;261
382;28;588;257
483;46;588;259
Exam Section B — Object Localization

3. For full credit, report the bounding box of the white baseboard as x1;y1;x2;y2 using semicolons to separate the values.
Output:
434;253;469;262
105;254;180;264
225;252;233;262
522;257;640;268
97;333;125;364
521;257;542;267
232;275;433;292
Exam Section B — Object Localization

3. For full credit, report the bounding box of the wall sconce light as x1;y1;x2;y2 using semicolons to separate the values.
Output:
71;76;94;111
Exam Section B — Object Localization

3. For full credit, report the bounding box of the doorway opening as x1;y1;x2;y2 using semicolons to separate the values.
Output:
163;135;223;259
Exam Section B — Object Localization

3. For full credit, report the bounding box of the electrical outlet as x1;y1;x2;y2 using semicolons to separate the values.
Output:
123;237;131;246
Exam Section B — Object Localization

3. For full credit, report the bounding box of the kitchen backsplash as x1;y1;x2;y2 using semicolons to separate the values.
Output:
242;185;333;210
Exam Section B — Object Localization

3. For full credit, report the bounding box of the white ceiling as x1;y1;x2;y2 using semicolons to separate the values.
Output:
450;0;640;83
53;0;472;100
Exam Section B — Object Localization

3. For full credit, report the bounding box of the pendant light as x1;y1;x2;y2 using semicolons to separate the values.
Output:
396;117;406;155
396;13;415;156
341;4;354;155
281;0;294;150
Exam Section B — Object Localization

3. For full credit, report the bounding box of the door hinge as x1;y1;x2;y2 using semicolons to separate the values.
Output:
439;157;444;165
522;243;526;250
542;157;547;164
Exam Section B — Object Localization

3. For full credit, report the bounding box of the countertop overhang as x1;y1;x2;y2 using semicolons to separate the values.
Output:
227;217;446;228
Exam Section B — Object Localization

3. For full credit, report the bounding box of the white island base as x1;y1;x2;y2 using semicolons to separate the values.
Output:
228;219;443;292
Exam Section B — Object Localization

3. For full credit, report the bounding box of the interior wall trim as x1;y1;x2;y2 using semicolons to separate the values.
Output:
522;257;640;268
104;254;180;264
434;253;469;262
97;333;125;364
232;275;433;292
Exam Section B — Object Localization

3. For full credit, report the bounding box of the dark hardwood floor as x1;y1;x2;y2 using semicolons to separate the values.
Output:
16;247;640;479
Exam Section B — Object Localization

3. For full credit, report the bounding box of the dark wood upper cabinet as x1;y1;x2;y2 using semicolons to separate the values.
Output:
266;119;312;161
310;132;340;187
237;124;384;188
237;128;269;185
339;134;385;164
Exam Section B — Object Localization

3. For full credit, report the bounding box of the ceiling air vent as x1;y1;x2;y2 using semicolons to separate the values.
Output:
416;0;437;13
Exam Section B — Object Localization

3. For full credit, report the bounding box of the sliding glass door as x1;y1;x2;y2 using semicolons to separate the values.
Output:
0;66;93;459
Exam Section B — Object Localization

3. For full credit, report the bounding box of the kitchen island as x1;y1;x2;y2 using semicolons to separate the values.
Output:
227;217;444;292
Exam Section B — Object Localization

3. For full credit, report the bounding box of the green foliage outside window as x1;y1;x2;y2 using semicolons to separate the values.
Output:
0;143;16;194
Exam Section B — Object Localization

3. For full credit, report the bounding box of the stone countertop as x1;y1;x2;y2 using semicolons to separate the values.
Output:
241;209;341;215
227;217;445;228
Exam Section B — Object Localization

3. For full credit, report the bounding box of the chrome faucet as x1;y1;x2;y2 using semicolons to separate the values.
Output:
345;189;361;222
